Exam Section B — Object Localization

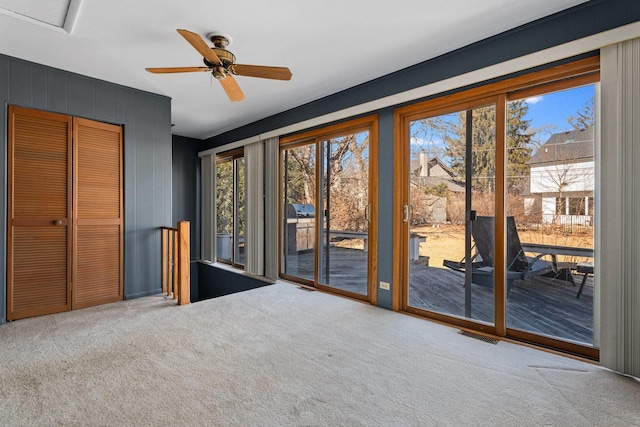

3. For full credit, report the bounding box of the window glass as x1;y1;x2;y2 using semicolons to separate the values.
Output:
507;84;595;345
216;150;245;267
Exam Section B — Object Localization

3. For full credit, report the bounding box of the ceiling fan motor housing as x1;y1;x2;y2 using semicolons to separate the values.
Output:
203;47;235;79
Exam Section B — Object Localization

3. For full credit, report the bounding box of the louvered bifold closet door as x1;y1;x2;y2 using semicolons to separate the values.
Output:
7;107;72;320
72;118;123;309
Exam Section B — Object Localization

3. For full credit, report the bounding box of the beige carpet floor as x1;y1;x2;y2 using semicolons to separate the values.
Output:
0;282;638;426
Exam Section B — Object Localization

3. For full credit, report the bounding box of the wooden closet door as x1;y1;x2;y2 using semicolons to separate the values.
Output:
72;118;123;309
7;106;72;320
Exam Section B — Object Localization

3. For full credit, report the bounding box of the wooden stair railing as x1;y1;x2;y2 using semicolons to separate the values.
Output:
160;221;190;305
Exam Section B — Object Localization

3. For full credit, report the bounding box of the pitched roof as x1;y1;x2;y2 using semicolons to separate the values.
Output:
410;176;465;192
528;127;594;165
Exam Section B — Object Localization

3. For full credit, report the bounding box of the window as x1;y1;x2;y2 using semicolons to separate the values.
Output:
395;56;599;359
216;149;245;267
279;115;378;302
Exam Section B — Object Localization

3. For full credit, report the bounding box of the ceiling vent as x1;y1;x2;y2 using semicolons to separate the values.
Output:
0;0;82;34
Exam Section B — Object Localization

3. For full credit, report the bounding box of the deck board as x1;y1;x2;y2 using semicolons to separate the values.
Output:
284;247;594;345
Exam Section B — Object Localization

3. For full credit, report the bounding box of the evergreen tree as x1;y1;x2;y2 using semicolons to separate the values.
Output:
442;101;532;192
506;99;533;192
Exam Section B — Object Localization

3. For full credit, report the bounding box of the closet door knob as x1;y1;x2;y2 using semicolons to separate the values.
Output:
53;220;63;226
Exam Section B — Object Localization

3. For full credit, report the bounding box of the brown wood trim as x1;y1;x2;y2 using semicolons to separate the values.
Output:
216;147;244;162
173;230;179;299
178;221;191;305
403;305;498;336
506;72;600;102
279;115;379;305
368;116;379;306
396;57;599;120
392;112;408;312
277;146;283;278
168;230;174;296
392;56;601;359
279;273;315;287
494;94;507;336
279;115;378;146
507;328;600;361
161;229;168;294
315;283;370;303
398;96;501;317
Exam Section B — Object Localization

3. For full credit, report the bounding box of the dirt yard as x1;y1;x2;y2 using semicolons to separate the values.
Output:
414;224;594;268
333;223;594;267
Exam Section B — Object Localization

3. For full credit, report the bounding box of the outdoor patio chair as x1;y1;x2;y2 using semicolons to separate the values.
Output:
443;216;563;295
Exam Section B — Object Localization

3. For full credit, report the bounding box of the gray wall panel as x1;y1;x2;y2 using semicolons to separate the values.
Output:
0;56;6;324
8;60;32;106
172;135;201;260
0;56;7;100
123;91;138;299
46;69;67;113
95;82;116;123
32;65;47;110
0;54;172;321
115;87;127;124
376;108;394;309
67;75;96;117
172;135;201;302
128;92;161;298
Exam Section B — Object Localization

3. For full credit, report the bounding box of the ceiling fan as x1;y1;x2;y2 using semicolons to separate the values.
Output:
146;29;292;102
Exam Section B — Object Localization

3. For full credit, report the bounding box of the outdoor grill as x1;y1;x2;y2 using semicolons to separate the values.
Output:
286;203;315;254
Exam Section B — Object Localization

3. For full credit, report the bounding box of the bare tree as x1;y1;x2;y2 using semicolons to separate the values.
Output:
529;131;594;224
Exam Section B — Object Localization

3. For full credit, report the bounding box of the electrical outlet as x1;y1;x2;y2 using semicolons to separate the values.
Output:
379;281;390;290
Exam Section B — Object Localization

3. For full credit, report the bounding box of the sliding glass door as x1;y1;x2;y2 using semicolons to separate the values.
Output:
506;83;597;349
395;58;599;358
404;102;496;326
280;116;378;302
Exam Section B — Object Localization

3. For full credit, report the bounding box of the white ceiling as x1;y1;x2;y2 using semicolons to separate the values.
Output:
0;0;589;139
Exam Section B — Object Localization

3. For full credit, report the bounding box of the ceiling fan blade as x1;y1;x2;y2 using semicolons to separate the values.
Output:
176;29;222;65
218;74;245;102
230;64;292;81
146;67;210;74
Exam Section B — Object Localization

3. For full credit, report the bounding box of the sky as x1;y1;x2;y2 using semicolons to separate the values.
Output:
521;83;595;141
409;83;596;158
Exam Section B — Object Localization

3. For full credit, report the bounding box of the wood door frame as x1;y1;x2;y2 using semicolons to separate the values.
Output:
392;57;600;358
394;97;502;336
279;114;379;304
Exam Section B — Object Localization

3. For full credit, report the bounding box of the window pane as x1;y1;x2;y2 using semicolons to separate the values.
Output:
318;131;369;295
281;144;316;281
216;160;233;263
235;158;245;266
507;84;595;345
408;104;495;324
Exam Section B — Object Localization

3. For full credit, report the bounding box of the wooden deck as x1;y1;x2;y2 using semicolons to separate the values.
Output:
284;247;594;345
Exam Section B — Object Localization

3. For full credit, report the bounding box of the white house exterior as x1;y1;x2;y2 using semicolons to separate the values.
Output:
526;127;594;225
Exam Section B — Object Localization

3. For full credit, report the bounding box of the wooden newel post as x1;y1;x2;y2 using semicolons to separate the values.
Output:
161;229;167;294
177;221;191;305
